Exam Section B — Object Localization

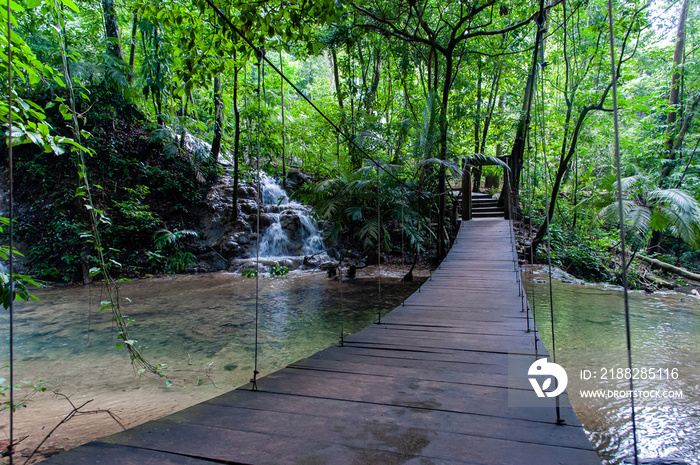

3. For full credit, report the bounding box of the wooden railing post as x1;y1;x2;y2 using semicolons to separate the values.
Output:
462;162;472;221
503;167;511;220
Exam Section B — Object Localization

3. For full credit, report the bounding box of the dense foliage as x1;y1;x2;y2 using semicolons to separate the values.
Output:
1;0;699;288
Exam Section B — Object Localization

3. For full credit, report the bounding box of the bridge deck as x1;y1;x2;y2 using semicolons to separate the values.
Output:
45;219;600;464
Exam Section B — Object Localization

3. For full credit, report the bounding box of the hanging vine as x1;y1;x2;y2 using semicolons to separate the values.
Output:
49;0;161;375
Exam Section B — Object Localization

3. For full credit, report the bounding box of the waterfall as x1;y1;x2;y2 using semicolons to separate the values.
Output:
258;176;325;258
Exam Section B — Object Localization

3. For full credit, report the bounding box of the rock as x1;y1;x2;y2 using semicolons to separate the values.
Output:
263;204;285;214
215;236;244;258
285;170;311;191
196;250;229;272
237;185;258;200
280;212;301;232
240;199;258;214
259;212;277;228
236;232;251;245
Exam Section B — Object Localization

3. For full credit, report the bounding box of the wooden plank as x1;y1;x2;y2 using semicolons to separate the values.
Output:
43;442;222;465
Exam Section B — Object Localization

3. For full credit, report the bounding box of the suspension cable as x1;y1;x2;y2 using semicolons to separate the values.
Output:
6;0;15;458
606;1;638;461
401;202;405;303
537;39;564;425
526;132;538;349
251;49;264;391
280;50;287;187
376;167;382;323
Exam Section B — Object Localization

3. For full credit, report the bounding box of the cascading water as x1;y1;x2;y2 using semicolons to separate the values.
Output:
258;176;325;258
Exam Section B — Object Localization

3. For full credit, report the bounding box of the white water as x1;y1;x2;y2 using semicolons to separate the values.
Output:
258;176;325;258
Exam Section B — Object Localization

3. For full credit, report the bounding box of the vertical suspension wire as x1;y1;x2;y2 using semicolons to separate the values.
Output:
338;134;345;345
339;211;344;345
527;132;540;354
537;47;564;425
525;134;534;337
606;1;638;461
401;202;405;303
280;50;286;188
376;167;381;323
6;0;15;459
429;208;433;281
251;49;264;391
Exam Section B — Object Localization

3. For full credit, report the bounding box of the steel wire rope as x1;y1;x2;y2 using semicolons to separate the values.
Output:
526;133;538;343
536;36;565;425
251;50;264;391
401;203;405;304
376;167;382;324
6;0;16;459
606;0;639;461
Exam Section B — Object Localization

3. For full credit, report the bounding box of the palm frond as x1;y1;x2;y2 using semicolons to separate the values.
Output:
625;204;651;251
464;153;510;171
614;174;646;193
416;157;460;174
647;189;700;217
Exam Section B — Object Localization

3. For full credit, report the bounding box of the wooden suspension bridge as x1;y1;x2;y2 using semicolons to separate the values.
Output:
43;218;601;464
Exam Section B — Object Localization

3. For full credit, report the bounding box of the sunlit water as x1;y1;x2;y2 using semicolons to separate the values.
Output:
526;268;700;465
0;271;422;457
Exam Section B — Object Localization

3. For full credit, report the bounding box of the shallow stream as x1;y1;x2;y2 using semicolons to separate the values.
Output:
0;271;422;461
527;269;700;464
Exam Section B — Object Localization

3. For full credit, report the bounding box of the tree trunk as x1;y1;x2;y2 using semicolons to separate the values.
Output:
472;59;483;192
660;0;691;184
505;17;545;204
437;53;453;261
101;0;123;60
232;66;241;223
211;76;223;161
530;105;593;253
128;13;137;79
636;253;700;282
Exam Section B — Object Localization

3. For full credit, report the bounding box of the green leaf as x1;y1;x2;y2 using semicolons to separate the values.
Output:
61;0;79;13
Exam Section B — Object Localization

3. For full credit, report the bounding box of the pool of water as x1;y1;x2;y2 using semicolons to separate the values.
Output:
526;268;700;465
0;271;423;460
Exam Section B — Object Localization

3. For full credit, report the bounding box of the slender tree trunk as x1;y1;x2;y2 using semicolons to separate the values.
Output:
232;66;241;223
437;53;453;261
211;76;223;161
660;0;692;185
179;95;188;149
153;30;164;127
473;60;483;192
495;94;504;159
101;0;123;60
128;13;137;79
505;16;545;204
